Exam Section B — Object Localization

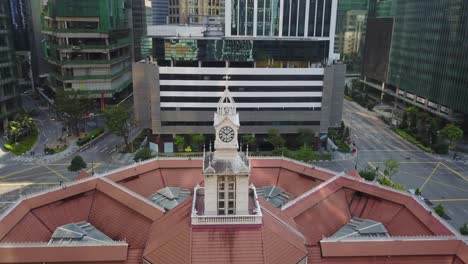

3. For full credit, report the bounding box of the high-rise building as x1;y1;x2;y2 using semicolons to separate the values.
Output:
152;0;168;25
334;0;368;57
42;0;132;105
136;0;345;148
362;0;468;122
130;0;148;62
0;0;21;130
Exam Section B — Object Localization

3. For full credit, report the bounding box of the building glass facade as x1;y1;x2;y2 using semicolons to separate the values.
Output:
42;0;132;98
0;0;21;129
366;0;468;115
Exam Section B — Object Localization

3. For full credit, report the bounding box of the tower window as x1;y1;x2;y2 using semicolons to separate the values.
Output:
218;176;236;215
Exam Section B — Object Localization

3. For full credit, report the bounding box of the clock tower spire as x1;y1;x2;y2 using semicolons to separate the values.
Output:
201;87;251;216
213;87;239;159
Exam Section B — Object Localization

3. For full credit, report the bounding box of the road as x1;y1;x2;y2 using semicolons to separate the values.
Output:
311;99;468;230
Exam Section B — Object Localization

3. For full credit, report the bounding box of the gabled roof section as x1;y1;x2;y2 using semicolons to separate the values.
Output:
49;221;113;245
149;187;191;211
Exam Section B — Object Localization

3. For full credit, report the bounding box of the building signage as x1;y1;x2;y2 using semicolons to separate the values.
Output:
150;142;159;154
440;105;450;114
398;90;405;96
164;142;174;153
406;93;415;99
428;101;438;109
416;97;425;104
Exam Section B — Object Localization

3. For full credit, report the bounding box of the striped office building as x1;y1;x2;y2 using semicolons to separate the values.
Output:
134;63;345;136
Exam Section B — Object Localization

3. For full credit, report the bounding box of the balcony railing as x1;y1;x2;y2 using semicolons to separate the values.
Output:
47;38;130;50
191;185;263;226
48;56;130;66
50;67;130;81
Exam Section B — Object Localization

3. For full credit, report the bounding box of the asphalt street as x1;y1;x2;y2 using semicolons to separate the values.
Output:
311;99;468;230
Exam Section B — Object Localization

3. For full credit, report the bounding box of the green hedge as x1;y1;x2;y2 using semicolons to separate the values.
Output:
77;128;105;146
377;177;406;191
393;128;433;153
4;129;39;155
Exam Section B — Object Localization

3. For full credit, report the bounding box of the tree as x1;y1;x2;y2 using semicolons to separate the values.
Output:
359;169;376;181
434;204;445;217
383;160;399;180
297;129;315;148
440;124;463;150
268;128;285;149
294;146;319;162
68;155;87;171
134;148;152;162
7;114;35;143
429;118;440;145
55;89;90;135
343;127;350;141
174;135;185;152
242;134;256;149
399;111;408;130
460;223;468;235
104;104;132;152
190;134;205;151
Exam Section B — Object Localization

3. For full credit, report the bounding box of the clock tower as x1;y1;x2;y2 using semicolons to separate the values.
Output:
213;87;239;159
202;87;251;216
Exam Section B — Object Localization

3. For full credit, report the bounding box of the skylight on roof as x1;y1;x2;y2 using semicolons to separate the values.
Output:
49;221;113;245
149;187;191;211
332;218;389;240
256;186;290;208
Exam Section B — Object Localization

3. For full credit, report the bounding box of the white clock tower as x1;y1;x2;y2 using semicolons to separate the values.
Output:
202;87;251;216
213;88;239;159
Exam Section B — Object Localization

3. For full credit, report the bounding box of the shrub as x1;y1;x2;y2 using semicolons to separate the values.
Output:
134;148;153;162
68;155;87;172
359;169;376;181
293;146;319;162
377;177;406;191
434;204;445;217
460;223;468;235
432;142;449;154
4;129;38;155
415;188;422;196
174;135;185;152
77;128;105;146
393;128;433;153
272;146;293;158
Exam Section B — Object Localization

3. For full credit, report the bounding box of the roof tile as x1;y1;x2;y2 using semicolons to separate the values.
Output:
191;227;264;264
294;189;351;245
1;212;51;242
89;191;153;248
386;208;433;236
118;170;165;198
32;190;95;231
251;167;280;186
160;168;203;189
277;168;323;197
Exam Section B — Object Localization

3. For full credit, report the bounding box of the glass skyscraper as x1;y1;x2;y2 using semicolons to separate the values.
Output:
363;0;468;121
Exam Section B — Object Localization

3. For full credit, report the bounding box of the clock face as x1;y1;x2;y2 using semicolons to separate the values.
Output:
219;126;235;143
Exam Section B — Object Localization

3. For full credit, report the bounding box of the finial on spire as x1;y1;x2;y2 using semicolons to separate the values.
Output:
209;141;212;153
203;144;206;158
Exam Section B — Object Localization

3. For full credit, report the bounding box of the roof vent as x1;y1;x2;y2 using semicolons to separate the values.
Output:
149;187;191;211
49;221;113;245
256;186;291;208
331;218;389;240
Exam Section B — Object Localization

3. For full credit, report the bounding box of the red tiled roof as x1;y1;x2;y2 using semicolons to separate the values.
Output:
251;167;281;186
385;208;433;236
160;168;203;189
1;212;51;243
191;227;264;264
32;190;95;231
118;170;165;198
143;198;192;263
89;190;153;248
293;189;351;245
276;168;323;197
75;170;92;180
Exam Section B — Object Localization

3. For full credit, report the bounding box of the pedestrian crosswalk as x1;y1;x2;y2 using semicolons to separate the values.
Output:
13;155;36;163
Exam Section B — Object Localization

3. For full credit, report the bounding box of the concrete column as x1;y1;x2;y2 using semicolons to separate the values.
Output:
380;82;385;101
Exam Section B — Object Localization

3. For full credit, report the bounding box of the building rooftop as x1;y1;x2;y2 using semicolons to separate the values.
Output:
148;187;191;211
49;221;114;245
0;157;466;264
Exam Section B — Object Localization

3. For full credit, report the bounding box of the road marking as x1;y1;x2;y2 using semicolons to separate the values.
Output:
0;165;41;179
429;199;468;203
0;182;59;186
370;161;438;164
86;163;102;173
41;165;70;182
420;162;442;192
3;169;70;182
440;163;468;182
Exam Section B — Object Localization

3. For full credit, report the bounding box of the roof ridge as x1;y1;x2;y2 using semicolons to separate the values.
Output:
261;206;305;241
281;173;344;210
339;174;463;239
99;177;166;212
